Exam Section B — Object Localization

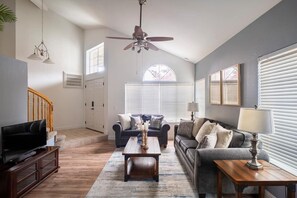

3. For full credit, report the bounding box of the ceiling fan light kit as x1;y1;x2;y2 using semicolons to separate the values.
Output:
28;0;54;64
107;0;173;53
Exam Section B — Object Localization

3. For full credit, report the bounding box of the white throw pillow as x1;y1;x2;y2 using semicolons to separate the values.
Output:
118;113;132;130
214;124;233;148
192;118;205;138
197;129;217;149
195;120;216;143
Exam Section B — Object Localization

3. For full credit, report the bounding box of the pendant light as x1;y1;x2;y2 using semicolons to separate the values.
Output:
28;0;54;64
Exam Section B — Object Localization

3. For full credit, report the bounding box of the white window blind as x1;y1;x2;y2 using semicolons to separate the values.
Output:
258;43;297;175
125;83;194;122
86;43;104;75
195;78;206;117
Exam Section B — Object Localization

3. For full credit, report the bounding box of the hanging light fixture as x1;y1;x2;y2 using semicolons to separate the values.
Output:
28;0;54;64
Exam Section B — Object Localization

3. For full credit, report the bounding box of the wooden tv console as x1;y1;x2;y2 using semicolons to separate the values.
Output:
0;146;59;198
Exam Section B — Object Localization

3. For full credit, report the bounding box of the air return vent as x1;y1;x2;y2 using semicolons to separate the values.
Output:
63;72;83;88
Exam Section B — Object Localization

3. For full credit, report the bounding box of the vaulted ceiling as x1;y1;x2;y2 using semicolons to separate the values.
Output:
41;0;281;63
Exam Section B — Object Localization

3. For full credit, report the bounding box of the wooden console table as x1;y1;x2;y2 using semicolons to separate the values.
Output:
214;160;297;198
0;146;59;198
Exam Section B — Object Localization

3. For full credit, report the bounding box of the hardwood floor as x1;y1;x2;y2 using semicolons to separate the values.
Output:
25;140;115;198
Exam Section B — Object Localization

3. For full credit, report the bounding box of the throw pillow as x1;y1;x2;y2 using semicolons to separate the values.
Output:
149;116;164;129
118;113;131;130
192;118;205;138
195;120;216;143
177;120;194;138
142;114;152;122
214;124;233;148
130;116;142;130
197;130;217;149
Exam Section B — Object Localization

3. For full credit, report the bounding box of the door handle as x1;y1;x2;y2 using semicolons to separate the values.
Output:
91;108;94;110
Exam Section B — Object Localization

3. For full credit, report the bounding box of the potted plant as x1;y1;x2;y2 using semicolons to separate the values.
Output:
0;3;17;31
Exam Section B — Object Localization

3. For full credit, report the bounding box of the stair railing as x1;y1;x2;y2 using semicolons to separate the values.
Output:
27;87;54;131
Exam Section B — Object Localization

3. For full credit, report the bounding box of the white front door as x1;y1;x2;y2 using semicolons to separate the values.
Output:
85;78;104;132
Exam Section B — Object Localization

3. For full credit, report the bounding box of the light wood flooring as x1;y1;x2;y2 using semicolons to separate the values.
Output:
25;140;115;198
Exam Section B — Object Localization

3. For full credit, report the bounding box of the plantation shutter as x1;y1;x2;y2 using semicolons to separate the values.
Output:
258;43;297;175
125;83;194;122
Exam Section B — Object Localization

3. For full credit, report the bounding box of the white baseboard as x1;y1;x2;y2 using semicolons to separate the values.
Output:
265;190;276;198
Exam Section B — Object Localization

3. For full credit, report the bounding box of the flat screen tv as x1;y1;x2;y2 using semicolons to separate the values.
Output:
0;120;47;165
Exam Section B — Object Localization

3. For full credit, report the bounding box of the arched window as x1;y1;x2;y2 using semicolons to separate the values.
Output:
143;64;176;82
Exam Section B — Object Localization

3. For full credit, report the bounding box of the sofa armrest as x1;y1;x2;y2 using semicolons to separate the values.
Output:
160;120;170;133
174;125;179;138
113;122;123;136
195;148;269;167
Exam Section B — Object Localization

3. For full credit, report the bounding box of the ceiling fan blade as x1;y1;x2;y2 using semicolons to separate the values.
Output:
123;42;135;50
146;37;174;42
146;42;159;51
106;36;134;40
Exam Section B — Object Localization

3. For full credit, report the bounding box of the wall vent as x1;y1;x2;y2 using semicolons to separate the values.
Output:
63;72;83;88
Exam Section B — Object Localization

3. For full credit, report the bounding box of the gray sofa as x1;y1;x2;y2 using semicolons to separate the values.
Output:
174;118;269;197
113;114;170;148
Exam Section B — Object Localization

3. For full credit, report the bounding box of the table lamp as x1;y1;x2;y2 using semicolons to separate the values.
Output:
237;105;274;170
187;102;199;121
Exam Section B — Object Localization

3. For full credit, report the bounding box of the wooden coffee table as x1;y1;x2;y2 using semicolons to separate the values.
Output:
122;136;161;182
214;160;297;198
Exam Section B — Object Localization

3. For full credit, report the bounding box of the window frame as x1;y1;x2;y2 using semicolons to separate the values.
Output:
85;43;104;75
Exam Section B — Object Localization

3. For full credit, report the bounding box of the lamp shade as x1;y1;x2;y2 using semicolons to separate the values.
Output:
187;102;199;112
237;108;274;134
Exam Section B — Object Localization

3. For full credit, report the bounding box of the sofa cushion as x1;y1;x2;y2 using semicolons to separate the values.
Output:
229;130;252;148
118;113;131;130
149;115;164;129
192;118;205;138
180;139;198;153
177;120;194;138
121;130;140;137
186;148;196;167
195;120;216;143
148;129;161;136
214;124;233;148
130;115;142;130
175;135;190;145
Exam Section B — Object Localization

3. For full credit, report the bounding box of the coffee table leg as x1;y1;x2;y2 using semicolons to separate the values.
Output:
124;155;129;182
217;169;222;198
234;184;244;198
287;184;295;198
154;156;159;182
259;186;265;198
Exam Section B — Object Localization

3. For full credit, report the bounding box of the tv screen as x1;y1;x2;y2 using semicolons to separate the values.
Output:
0;120;47;164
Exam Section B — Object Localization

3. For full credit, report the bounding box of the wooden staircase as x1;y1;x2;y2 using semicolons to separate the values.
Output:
27;88;66;148
27;87;54;131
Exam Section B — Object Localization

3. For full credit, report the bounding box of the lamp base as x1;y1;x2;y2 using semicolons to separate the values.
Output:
246;160;263;170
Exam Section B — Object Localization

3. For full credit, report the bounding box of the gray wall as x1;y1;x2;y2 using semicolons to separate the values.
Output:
0;55;27;128
0;0;16;58
195;0;297;197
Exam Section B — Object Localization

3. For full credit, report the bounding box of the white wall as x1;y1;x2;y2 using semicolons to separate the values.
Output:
0;0;16;58
16;0;84;130
85;27;195;139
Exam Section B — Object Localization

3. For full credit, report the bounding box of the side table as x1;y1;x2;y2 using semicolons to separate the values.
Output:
214;160;297;198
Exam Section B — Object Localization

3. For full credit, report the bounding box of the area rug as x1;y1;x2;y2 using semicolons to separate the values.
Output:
86;146;199;197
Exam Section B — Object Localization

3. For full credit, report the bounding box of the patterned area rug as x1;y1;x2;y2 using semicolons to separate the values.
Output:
86;145;198;197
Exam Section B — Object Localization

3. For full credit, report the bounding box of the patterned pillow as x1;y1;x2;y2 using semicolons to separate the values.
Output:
130;116;142;130
177;120;194;138
197;129;217;149
195;120;216;143
214;124;233;148
118;113;131;130
142;114;152;122
149;116;164;129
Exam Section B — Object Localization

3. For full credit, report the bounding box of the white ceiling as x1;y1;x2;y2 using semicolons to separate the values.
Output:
42;0;281;63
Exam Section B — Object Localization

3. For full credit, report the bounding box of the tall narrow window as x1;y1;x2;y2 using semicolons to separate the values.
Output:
86;43;104;75
258;43;297;175
143;64;176;81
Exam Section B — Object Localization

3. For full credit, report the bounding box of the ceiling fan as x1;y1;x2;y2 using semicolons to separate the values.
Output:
106;0;173;53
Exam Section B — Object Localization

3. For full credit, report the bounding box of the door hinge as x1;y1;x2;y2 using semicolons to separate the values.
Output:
85;85;87;88
85;121;86;124
103;82;104;86
103;125;104;128
85;103;86;106
103;103;104;107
